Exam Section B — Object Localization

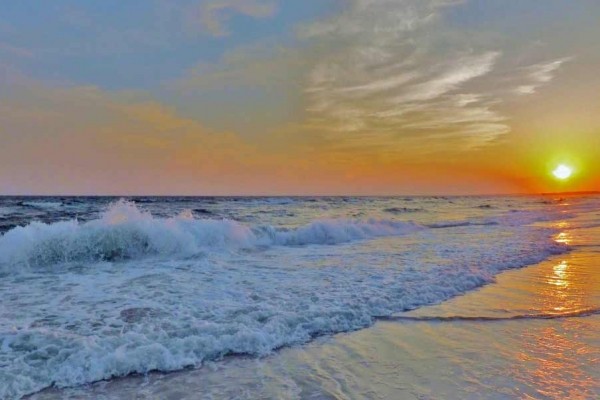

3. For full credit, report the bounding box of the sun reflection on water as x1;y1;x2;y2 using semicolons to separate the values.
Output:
554;232;571;245
515;224;599;399
547;260;569;290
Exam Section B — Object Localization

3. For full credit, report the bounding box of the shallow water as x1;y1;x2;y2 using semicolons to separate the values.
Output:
33;229;600;399
1;195;598;399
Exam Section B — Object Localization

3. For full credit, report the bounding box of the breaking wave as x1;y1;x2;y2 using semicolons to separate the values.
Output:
0;200;422;269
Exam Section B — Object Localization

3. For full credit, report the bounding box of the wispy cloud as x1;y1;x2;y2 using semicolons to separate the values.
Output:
515;57;572;95
301;0;509;151
167;0;577;159
388;52;500;105
195;0;277;37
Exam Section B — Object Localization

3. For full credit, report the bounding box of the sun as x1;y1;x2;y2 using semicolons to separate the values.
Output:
552;164;573;180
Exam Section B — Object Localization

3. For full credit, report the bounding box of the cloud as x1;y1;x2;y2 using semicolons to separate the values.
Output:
515;57;572;95
300;0;508;152
298;0;461;40
196;0;277;37
168;0;577;161
389;52;500;103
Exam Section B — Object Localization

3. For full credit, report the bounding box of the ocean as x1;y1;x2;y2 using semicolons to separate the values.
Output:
0;195;598;399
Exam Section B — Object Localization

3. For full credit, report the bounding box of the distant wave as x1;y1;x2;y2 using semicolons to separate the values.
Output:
193;208;214;215
428;209;571;229
383;207;423;214
0;200;422;268
259;218;422;246
20;201;63;210
427;221;498;229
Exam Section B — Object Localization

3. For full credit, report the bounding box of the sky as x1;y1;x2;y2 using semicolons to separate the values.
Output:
1;0;599;195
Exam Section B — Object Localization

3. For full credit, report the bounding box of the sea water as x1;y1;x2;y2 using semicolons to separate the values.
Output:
0;195;597;399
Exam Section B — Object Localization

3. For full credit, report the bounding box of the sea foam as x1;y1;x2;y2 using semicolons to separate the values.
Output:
0;200;421;269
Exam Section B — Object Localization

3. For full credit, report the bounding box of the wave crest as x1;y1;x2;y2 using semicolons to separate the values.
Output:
0;200;421;268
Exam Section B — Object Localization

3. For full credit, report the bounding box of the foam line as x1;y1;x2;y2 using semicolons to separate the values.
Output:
376;308;600;323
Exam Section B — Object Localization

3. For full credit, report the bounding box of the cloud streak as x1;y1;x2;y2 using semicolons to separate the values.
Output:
515;57;572;95
300;0;511;152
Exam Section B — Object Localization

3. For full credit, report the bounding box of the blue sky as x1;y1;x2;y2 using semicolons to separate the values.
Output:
0;1;335;89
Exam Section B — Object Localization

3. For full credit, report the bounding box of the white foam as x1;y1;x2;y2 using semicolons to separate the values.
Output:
261;218;421;246
0;200;421;269
20;201;63;210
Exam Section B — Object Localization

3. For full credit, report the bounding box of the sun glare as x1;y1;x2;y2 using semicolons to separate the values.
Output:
552;164;573;180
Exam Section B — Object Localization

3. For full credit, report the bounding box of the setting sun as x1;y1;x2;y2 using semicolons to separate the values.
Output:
552;164;574;180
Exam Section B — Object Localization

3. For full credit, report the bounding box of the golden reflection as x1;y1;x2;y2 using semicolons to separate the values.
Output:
518;322;595;400
514;246;599;399
547;260;569;289
554;232;571;245
552;221;570;229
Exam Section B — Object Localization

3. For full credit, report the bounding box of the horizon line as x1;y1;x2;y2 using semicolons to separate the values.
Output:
0;191;598;198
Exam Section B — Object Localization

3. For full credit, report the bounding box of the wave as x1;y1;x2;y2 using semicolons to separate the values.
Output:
193;208;214;215
427;221;498;229
428;209;570;230
258;218;421;246
0;208;15;218
377;307;600;323
0;200;570;270
20;201;63;210
0;200;422;269
383;207;423;214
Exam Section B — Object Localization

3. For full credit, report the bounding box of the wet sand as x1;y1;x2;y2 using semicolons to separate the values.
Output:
31;225;600;399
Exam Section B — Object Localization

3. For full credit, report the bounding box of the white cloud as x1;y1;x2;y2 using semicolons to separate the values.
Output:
301;0;508;151
390;52;500;103
169;0;576;156
515;57;572;95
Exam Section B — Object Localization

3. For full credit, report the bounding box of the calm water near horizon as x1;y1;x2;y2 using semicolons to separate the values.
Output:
1;195;598;399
